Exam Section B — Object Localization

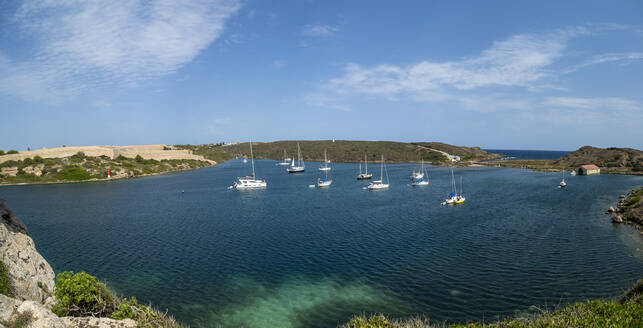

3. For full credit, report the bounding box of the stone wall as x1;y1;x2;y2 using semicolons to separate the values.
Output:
0;145;211;164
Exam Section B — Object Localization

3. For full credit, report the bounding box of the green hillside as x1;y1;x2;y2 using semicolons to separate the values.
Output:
220;140;499;164
552;146;643;171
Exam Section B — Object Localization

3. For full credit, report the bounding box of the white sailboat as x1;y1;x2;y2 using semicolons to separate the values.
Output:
410;159;424;180
231;141;266;189
367;154;389;190
317;164;332;187
411;159;429;186
442;167;465;205
357;154;373;180
559;171;567;187
277;150;290;166
287;143;305;173
318;149;331;171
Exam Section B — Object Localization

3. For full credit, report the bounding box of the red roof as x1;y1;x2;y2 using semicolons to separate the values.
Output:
580;164;600;170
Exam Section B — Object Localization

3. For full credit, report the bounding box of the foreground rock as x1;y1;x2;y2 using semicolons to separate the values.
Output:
611;187;643;230
0;199;54;302
0;199;137;328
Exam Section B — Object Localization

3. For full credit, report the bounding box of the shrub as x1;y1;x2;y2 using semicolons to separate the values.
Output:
22;158;33;166
0;260;13;297
32;156;44;164
111;297;181;327
57;166;92;181
51;271;116;317
6;150;18;154
135;155;144;163
0;150;4;155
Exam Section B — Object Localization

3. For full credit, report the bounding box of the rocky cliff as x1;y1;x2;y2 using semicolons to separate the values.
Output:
0;199;135;328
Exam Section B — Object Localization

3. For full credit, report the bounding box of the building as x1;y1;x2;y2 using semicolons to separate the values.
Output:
578;164;600;175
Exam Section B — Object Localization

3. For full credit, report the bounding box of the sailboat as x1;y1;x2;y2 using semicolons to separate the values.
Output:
287;143;305;173
317;164;332;187
442;167;465;204
318;149;331;171
411;159;429;186
277;150;291;166
367;154;389;190
357;154;373;180
231;141;267;189
559;171;567;188
410;159;424;180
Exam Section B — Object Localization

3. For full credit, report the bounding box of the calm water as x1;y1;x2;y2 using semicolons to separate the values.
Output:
1;160;642;327
484;149;571;160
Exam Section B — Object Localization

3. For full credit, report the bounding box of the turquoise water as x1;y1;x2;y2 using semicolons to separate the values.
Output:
1;160;642;327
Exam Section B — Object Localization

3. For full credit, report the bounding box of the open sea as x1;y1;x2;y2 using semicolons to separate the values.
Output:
1;159;642;327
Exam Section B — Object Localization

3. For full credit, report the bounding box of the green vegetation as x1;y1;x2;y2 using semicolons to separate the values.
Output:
480;146;643;175
0;150;4;156
57;165;92;181
0;260;13;297
111;297;182;327
52;271;181;327
6;150;18;154
52;271;116;317
616;187;643;226
343;280;643;328
174;144;232;163
0;310;33;328
220;140;498;164
0;154;213;185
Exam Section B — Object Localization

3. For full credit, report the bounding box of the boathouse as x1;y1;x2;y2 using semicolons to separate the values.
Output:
578;164;600;175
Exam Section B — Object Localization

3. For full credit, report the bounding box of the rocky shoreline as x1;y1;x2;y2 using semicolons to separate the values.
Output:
608;187;643;233
0;199;137;327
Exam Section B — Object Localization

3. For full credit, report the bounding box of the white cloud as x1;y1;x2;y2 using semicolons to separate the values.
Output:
325;31;570;100
301;24;338;37
0;0;241;102
564;52;643;73
544;97;641;111
310;26;641;114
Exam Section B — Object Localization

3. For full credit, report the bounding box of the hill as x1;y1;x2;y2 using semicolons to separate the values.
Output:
220;140;499;164
552;146;643;172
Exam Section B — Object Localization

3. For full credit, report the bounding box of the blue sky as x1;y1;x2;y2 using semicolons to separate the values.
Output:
1;0;642;151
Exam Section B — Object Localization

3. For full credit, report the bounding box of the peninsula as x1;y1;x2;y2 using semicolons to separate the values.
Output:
0;144;230;185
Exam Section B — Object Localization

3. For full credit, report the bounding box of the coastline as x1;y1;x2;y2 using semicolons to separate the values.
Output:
0;164;216;187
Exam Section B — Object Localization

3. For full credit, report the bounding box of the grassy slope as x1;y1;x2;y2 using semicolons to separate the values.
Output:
481;146;643;174
618;187;643;226
0;153;212;185
221;140;499;164
342;280;643;328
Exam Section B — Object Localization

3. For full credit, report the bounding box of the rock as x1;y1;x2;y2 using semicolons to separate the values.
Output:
61;317;137;328
607;206;615;213
16;300;66;328
620;194;626;199
0;294;22;322
0;199;55;302
612;214;624;223
0;199;28;234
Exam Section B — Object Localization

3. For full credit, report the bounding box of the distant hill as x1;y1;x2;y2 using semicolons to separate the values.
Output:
552;146;643;171
220;140;499;163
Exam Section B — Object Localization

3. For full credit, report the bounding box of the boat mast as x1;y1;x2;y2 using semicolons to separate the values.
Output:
460;176;463;196
250;140;256;178
324;149;328;168
451;167;456;194
380;154;384;181
359;161;362;174
365;154;368;174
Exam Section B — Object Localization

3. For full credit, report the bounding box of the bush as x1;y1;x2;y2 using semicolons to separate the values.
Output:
0;260;13;297
135;155;144;163
6;150;18;154
111;297;181;327
22;158;33;166
32;156;44;164
52;271;116;317
0;150;4;155
57;165;92;181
